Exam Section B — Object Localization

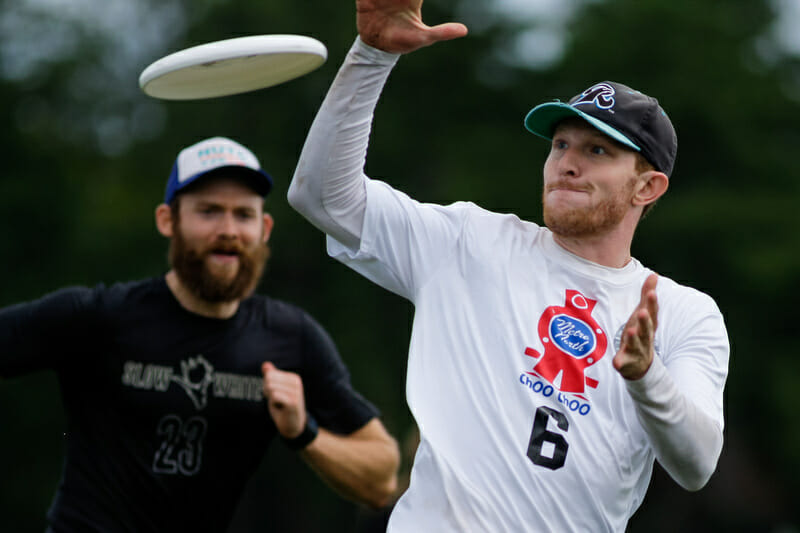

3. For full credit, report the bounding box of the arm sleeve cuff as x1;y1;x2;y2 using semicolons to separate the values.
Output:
624;356;723;490
352;36;401;64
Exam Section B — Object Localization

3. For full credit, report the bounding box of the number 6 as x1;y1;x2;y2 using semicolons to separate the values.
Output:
527;406;569;470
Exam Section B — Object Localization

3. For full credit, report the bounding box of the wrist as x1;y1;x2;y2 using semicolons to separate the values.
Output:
625;355;668;398
282;413;319;451
353;36;401;64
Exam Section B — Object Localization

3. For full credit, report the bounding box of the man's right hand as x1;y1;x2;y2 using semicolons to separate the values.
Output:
356;0;468;54
261;362;307;439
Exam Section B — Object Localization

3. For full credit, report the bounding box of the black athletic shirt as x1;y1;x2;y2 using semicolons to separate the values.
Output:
0;277;379;532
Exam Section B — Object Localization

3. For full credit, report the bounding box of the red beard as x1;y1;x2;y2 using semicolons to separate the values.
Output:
543;178;635;238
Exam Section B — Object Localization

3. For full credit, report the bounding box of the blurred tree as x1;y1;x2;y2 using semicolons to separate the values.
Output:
1;0;799;531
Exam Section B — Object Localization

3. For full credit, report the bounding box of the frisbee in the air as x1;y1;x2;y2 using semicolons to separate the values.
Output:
139;34;328;100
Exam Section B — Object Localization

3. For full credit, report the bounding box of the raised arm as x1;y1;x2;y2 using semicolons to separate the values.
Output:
614;274;726;491
287;0;467;249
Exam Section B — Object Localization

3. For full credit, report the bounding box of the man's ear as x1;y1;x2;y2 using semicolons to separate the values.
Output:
262;213;274;244
155;204;174;238
633;171;669;208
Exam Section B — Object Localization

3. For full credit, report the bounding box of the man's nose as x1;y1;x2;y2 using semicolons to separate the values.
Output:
217;212;238;237
556;147;580;176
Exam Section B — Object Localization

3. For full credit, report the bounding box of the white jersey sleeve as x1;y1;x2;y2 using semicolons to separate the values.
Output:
288;37;399;249
328;179;475;301
627;283;728;490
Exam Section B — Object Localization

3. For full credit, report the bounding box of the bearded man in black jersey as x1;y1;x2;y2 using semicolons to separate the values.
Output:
0;136;400;533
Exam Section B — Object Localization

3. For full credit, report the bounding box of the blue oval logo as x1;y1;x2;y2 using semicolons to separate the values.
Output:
549;315;595;358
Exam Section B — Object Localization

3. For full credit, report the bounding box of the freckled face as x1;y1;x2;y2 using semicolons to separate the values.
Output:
542;119;640;238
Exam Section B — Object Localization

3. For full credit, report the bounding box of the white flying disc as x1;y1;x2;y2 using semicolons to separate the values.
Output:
139;34;328;100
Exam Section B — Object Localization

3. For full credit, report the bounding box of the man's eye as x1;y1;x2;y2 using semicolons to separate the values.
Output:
591;145;607;155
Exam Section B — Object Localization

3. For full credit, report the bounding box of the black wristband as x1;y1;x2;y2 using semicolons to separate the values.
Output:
283;413;319;451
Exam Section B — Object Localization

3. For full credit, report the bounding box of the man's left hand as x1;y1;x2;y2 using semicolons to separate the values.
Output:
613;273;659;380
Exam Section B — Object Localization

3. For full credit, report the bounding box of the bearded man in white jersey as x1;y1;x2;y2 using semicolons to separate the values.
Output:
288;0;729;531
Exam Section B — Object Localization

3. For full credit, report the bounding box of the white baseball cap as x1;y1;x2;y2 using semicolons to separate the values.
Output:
164;136;273;203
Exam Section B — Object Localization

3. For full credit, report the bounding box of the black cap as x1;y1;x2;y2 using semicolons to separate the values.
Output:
524;81;677;177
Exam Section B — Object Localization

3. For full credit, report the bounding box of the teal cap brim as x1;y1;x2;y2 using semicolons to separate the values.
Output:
523;102;641;152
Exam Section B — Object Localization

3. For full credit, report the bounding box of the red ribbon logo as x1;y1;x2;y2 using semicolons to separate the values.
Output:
525;290;607;398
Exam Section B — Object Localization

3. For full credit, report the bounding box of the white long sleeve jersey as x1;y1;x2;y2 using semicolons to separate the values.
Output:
289;37;729;533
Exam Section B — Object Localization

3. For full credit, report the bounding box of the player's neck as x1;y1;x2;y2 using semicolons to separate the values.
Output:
164;270;240;319
550;224;635;269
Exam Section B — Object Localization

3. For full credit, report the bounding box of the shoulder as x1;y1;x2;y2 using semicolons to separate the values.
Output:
1;278;162;333
655;275;722;317
92;277;171;310
101;277;166;298
364;178;544;246
652;274;728;352
365;179;506;223
244;293;325;337
471;208;541;233
421;195;544;243
244;295;344;368
460;205;546;250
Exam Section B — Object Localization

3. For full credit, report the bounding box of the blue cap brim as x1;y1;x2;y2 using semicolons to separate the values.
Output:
524;102;641;152
164;164;273;204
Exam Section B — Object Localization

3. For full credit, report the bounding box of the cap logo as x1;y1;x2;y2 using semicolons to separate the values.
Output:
166;137;272;204
174;137;261;186
180;146;249;183
572;83;616;111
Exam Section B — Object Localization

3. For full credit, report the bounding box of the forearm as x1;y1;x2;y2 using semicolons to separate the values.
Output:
300;419;400;508
288;37;399;249
626;356;723;491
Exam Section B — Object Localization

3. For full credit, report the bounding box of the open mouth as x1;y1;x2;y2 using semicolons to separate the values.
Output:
207;248;241;263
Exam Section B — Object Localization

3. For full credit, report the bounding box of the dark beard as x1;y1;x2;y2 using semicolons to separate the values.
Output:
169;227;269;303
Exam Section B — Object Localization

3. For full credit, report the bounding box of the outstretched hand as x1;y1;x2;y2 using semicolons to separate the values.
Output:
357;0;468;54
261;362;307;439
613;274;659;380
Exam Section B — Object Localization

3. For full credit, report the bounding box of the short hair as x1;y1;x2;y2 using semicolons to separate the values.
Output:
636;154;658;219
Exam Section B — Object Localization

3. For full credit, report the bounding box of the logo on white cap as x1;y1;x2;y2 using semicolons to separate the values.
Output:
177;137;261;183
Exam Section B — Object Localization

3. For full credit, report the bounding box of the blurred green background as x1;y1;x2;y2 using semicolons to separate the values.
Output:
1;0;799;531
